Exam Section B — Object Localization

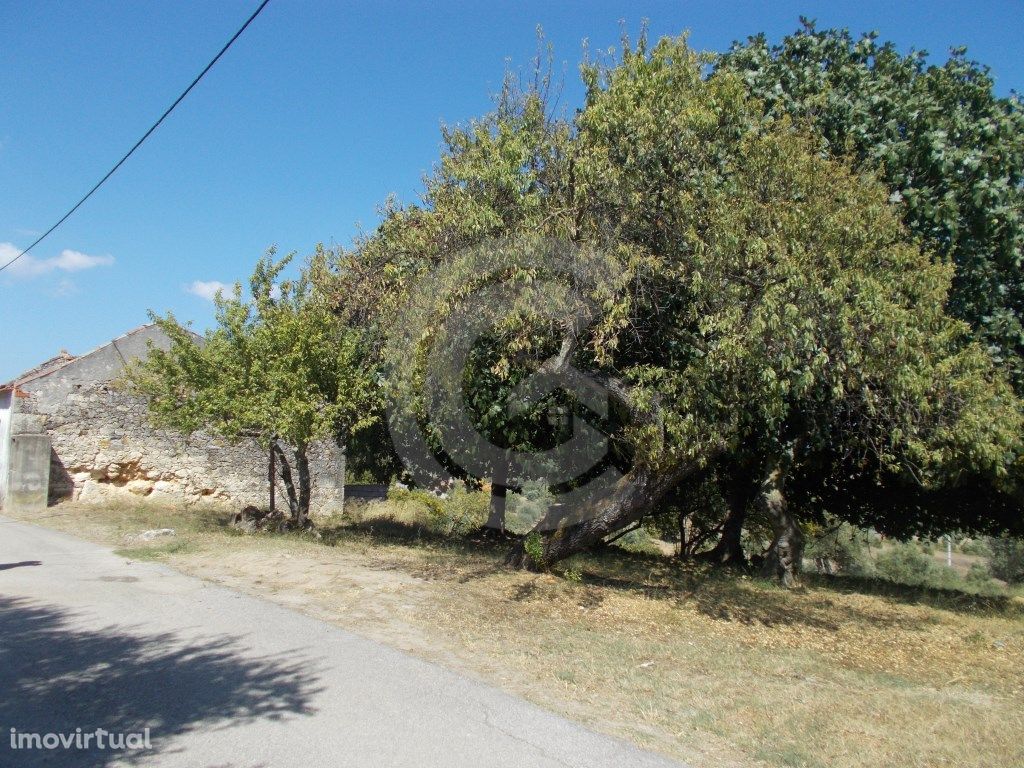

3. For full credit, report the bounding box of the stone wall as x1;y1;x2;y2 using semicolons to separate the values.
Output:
6;325;344;514
15;380;344;513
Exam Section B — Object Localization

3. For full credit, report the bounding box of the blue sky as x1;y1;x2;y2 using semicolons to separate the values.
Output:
2;0;1022;380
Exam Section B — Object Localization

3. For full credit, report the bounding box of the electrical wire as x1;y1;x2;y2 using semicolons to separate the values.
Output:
0;0;272;275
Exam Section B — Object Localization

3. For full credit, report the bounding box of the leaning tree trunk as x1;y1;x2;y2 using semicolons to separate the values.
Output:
500;333;722;569
505;461;701;570
295;445;312;527
484;452;511;534
271;440;300;520
758;468;803;587
270;440;313;528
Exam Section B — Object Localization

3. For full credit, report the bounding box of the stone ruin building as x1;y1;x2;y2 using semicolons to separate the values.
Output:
0;324;344;513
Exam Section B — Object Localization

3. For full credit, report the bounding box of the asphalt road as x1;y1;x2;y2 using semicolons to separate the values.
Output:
0;516;683;768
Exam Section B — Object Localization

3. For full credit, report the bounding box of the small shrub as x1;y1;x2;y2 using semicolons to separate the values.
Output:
871;542;1002;593
432;482;489;536
926;564;964;591
952;563;1004;596
524;531;546;569
386;481;487;537
875;542;939;586
988;536;1024;584
388;484;445;517
965;562;988;580
563;560;583;582
959;538;991;557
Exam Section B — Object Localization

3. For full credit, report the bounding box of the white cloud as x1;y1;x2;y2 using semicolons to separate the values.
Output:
51;249;115;272
185;280;230;301
0;242;114;278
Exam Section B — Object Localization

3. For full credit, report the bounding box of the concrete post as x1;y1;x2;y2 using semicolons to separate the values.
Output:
6;434;51;513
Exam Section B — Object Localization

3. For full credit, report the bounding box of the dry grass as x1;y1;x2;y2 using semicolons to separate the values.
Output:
10;498;1024;768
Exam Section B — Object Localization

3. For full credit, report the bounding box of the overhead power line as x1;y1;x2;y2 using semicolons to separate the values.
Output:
0;0;272;275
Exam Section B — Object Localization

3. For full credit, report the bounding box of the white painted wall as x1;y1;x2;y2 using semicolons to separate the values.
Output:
0;391;12;508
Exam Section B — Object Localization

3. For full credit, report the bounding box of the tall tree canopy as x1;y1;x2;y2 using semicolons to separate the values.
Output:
327;34;1023;579
717;20;1024;389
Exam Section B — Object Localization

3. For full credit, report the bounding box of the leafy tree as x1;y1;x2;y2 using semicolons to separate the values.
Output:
129;249;378;525
718;20;1024;389
502;36;1021;580
324;60;582;533
330;35;1022;581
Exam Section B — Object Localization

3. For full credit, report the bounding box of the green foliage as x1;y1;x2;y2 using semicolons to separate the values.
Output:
875;542;940;586
562;560;584;582
959;538;992;557
805;522;875;576
133;248;377;449
965;562;996;589
880;544;940;585
523;531;547;569
507;480;555;534
436;482;490;536
387;482;488;537
324;30;1023;555
576;34;1022;490
987;536;1024;583
128;248;380;518
856;540;1005;594
344;418;403;484
387;484;444;515
718;20;1024;389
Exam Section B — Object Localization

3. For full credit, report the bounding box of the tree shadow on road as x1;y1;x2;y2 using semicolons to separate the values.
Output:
0;596;323;767
0;561;41;571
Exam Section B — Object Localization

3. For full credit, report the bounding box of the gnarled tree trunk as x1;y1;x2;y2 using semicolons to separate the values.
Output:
697;501;747;566
505;461;702;570
695;469;755;566
758;468;803;587
500;331;719;569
